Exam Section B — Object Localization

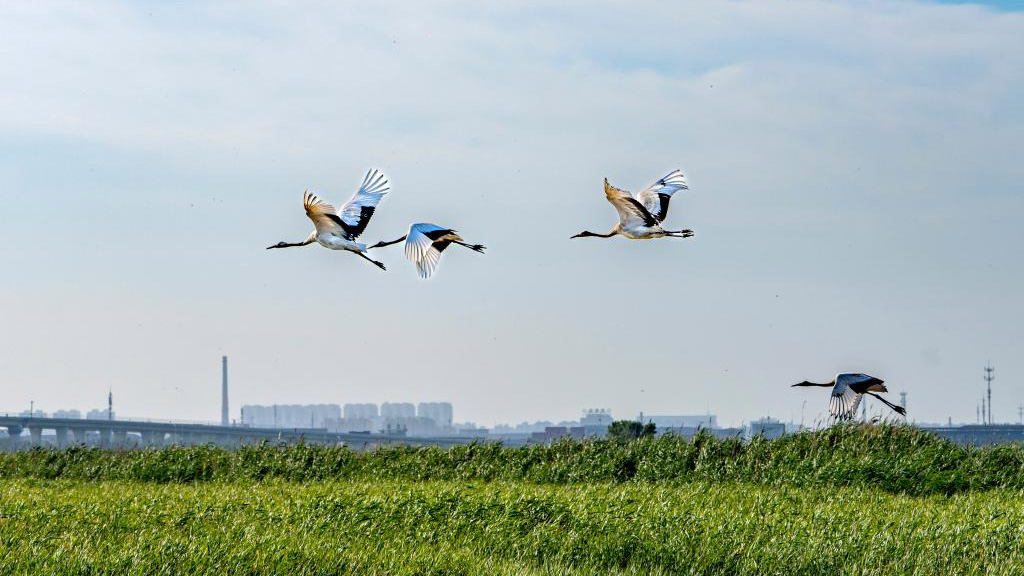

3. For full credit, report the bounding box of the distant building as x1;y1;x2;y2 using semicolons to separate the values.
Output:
18;410;46;418
645;414;718;429
418;402;453;427
240;404;341;429
749;417;786;439
530;426;586;443
381;402;415;418
343;403;379;420
381;416;440;437
86;409;113;420
924;424;1024;446
52;410;82;419
323;417;375;434
580;409;613;427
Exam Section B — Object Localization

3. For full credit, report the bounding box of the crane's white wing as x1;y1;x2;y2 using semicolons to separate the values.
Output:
337;169;390;239
635;169;688;222
303;191;345;236
405;223;455;279
604;179;658;228
829;381;863;421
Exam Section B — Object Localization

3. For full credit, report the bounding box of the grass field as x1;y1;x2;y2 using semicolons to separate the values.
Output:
2;425;1023;575
2;479;1022;575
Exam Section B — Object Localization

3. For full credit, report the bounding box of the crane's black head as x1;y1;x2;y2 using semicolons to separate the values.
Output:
267;241;290;250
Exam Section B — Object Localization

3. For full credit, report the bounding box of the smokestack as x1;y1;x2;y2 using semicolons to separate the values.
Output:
221;356;229;426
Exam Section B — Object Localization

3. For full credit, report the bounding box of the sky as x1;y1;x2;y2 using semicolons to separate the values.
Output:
1;0;1022;428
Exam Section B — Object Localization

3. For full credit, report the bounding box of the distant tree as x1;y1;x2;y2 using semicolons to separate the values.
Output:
607;420;656;441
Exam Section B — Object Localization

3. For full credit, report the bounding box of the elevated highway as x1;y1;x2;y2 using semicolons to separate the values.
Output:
0;415;482;451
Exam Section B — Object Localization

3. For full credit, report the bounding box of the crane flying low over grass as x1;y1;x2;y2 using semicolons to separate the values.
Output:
370;223;486;279
267;169;391;270
571;169;694;241
792;373;907;421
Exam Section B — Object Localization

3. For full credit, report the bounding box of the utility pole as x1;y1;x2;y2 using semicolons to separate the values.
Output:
221;356;229;427
107;389;113;421
984;363;995;425
1017;404;1023;426
29;400;34;418
899;392;907;415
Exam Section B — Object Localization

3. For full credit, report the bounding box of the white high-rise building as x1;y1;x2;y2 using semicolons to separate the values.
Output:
344;403;379;419
417;402;453;427
380;402;415;418
53;410;82;419
240;404;341;429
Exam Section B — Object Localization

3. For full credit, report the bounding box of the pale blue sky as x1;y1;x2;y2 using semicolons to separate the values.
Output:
1;1;1021;427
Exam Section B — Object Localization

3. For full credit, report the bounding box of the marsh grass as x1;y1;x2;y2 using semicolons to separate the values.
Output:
2;424;1021;495
1;479;1022;575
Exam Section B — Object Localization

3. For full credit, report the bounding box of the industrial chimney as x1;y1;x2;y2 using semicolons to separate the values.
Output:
221;356;229;426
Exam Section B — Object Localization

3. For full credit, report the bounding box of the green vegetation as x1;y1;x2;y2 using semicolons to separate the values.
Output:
2;424;1022;495
607;419;657;441
2;425;1022;574
2;479;1022;575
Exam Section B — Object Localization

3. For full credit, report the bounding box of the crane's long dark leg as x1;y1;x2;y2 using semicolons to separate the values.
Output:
353;250;386;271
454;240;486;253
867;392;906;416
368;236;407;250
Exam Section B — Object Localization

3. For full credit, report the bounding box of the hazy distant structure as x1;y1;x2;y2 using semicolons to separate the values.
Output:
86;408;114;420
899;392;907;413
381;402;415;418
417;402;453;427
749;417;785;439
240;404;340;428
221;356;229;426
324;416;375;434
984;363;995;425
52;410;82;419
646;414;718;429
580;409;613;427
344;403;379;419
107;390;113;421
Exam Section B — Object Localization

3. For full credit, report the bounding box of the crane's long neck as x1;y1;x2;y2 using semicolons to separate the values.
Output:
267;231;315;249
368;235;407;249
572;230;617;239
793;381;834;387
